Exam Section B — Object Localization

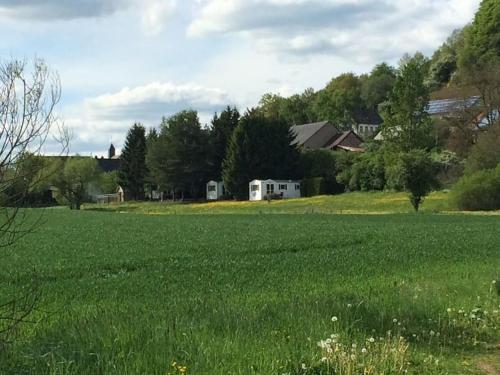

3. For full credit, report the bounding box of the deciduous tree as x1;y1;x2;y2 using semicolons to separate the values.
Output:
51;157;101;210
381;54;433;151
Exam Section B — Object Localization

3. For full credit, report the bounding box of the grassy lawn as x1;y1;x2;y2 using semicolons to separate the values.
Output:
0;194;499;374
83;191;453;215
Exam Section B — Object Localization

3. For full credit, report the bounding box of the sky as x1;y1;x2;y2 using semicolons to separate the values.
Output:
0;0;480;156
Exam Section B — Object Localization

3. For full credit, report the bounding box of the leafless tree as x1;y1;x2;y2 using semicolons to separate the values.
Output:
0;58;68;347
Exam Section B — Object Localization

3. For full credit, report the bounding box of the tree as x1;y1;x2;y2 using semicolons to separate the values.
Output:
381;54;433;152
465;123;500;174
395;150;439;211
209;107;240;180
99;170;119;194
257;89;318;125
147;110;210;199
51;157;101;210
313;73;362;130
426;28;465;89
458;0;500;72
222;110;299;199
361;63;397;109
119;123;147;200
144;127;159;197
0;153;55;207
0;59;65;344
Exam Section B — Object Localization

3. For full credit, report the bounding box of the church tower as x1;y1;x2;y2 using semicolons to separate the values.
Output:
108;143;116;159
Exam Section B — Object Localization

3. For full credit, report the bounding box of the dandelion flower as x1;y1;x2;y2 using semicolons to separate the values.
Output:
362;348;367;354
331;316;338;322
368;337;375;343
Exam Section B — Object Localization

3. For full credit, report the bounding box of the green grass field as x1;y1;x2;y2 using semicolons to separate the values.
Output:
0;193;499;374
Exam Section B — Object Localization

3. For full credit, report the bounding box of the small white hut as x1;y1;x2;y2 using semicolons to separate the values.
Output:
249;179;301;201
206;181;225;201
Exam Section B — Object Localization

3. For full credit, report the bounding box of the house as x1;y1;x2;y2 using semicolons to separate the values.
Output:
291;121;364;152
206;180;225;201
249;179;301;201
352;108;383;137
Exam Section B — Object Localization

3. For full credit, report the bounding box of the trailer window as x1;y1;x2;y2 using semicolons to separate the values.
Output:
251;185;260;192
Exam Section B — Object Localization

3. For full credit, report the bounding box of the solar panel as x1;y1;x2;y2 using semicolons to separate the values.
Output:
427;96;481;115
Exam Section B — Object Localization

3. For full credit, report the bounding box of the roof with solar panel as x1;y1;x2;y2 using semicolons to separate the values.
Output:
427;96;481;116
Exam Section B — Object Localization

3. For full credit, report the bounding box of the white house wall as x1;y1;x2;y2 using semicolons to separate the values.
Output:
249;180;301;201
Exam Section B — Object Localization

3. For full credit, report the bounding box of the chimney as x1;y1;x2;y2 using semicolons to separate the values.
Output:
108;143;116;159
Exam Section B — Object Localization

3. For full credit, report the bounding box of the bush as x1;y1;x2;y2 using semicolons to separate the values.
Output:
432;150;465;188
298;150;343;194
465;123;500;174
301;177;326;197
451;166;500;210
348;152;386;191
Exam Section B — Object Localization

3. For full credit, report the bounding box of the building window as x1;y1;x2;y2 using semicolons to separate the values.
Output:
207;185;216;192
251;185;260;192
295;184;300;190
266;184;275;195
279;184;287;190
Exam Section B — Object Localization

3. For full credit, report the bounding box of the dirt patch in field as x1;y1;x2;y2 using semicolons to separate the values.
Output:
476;346;500;375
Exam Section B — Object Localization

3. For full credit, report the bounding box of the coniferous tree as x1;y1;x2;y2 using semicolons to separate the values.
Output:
119;123;147;200
147;110;210;199
222;109;299;199
209;107;240;180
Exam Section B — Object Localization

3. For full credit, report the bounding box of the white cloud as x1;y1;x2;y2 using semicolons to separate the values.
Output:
188;0;480;60
86;82;230;121
141;0;177;35
0;0;177;35
62;82;231;155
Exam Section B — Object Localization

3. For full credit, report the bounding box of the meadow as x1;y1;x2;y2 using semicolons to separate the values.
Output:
0;193;499;374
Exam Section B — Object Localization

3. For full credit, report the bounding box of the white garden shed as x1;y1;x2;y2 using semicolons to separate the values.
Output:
249;179;301;201
206;181;225;201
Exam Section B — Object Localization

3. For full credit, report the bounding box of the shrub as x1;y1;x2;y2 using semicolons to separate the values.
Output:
348;152;386;191
431;150;465;188
299;150;343;194
465;123;500;174
451;166;500;210
301;177;326;197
